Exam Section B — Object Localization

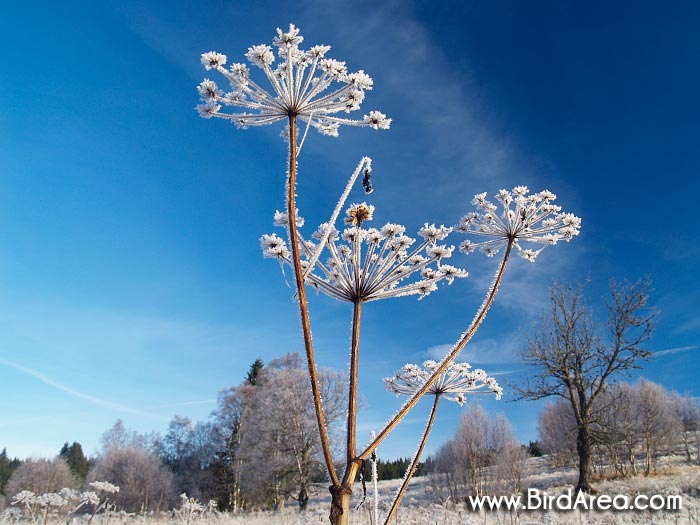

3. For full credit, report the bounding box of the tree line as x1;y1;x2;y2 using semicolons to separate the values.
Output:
3;279;696;512
538;378;700;478
1;353;429;513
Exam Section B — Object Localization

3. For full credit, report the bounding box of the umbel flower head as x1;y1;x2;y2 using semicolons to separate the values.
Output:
384;360;502;405
260;204;467;302
457;186;582;262
196;24;391;136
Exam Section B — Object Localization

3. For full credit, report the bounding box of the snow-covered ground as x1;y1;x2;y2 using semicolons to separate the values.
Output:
4;455;698;524
203;454;700;525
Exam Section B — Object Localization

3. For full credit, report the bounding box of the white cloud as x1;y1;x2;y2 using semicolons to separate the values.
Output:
0;356;165;419
424;332;523;365
653;346;699;357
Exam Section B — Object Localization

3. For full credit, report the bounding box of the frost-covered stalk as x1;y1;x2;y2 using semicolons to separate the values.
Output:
11;492;39;525
197;24;390;497
370;432;379;525
331;298;365;524
382;360;502;523
384;395;439;525
359;241;513;461
286;113;340;486
360;186;580;460
347;300;363;471
199;25;580;524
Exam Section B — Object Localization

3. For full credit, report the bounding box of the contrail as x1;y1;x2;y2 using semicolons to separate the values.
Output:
0;356;166;420
653;346;699;357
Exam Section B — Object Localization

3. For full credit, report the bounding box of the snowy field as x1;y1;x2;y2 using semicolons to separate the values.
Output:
4;454;699;525
215;462;700;525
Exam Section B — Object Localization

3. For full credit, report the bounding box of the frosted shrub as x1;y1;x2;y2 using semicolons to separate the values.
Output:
196;24;580;525
10;481;121;525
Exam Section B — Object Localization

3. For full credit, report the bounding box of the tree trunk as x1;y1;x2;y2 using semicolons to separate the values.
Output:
298;487;309;512
575;425;592;493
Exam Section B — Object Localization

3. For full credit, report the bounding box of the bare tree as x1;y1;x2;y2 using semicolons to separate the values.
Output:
237;354;345;511
633;379;680;475
538;400;578;467
515;279;655;492
595;382;640;477
671;392;700;463
491;415;529;496
5;458;78;497
431;405;525;503
454;404;491;499
163;416;195;465
87;446;174;513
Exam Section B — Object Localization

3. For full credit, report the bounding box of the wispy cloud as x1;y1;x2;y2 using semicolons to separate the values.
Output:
0;356;166;420
424;331;523;365
653;346;699;357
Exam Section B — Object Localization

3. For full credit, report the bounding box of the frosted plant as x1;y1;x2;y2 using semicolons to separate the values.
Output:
58;488;80;504
381;361;501;524
354;187;580;493
82;482;119;524
80;491;100;506
2;507;21;523
457;186;581;261
11;491;38;525
89;481;119;494
196;24;391;138
198;30;389;519
179;493;205;525
261;180;466;525
11;491;36;505
12;491;67;525
385;360;503;403
196;23;581;525
262;204;466;302
35;493;66;508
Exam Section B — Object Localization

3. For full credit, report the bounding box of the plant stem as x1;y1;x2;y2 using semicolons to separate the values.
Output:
286;114;340;486
359;241;514;460
329;299;364;525
383;395;440;525
345;299;363;470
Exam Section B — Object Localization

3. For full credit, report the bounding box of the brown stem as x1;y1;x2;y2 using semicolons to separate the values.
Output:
359;241;514;460
286;114;340;486
345;300;363;471
384;395;440;525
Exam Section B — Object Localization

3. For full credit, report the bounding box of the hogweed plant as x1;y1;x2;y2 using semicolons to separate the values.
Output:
10;482;119;525
382;361;501;524
197;24;581;525
178;493;218;525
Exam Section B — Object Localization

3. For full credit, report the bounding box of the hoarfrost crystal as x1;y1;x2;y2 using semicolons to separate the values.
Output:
89;481;119;494
196;24;391;136
457;186;581;261
384;360;502;404
260;204;467;302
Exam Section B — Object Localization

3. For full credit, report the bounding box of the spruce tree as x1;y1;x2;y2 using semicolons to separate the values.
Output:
245;358;264;386
59;442;89;482
0;448;21;495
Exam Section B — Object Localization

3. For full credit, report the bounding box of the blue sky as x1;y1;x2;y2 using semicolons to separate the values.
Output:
1;0;699;461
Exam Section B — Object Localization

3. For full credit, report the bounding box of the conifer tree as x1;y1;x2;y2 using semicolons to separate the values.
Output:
0;448;21;495
245;358;264;386
59;442;90;482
